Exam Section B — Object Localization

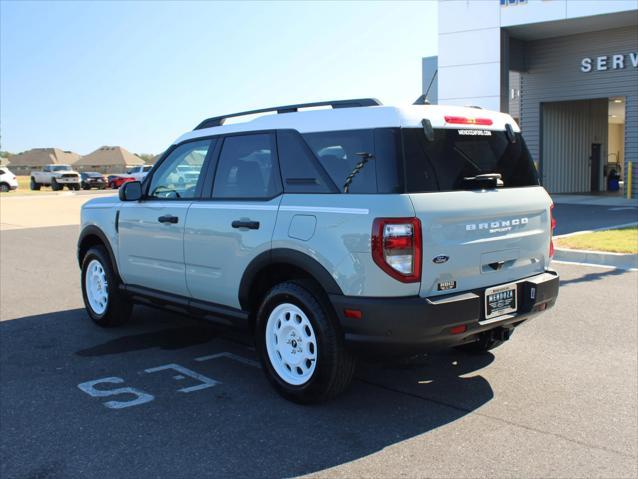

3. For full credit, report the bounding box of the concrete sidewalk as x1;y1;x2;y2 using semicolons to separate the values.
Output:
0;191;115;230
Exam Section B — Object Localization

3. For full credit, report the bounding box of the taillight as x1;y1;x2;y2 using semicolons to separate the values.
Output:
372;218;422;283
549;203;556;258
444;115;493;126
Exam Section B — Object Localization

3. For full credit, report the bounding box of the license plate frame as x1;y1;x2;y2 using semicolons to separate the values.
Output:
484;283;517;320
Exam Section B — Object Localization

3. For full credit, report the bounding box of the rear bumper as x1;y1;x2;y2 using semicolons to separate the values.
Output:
330;270;559;356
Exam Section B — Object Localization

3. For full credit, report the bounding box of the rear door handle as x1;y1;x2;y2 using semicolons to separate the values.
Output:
158;215;179;224
232;220;260;230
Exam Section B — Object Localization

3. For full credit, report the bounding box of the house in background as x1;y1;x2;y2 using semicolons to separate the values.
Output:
74;146;145;174
7;148;81;175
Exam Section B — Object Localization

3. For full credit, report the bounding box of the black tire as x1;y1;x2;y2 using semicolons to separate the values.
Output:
455;332;505;354
0;183;9;193
73;184;81;191
51;179;61;191
81;245;132;327
30;178;41;190
255;281;356;404
83;184;91;190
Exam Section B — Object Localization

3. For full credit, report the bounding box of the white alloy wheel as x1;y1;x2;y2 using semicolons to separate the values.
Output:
265;303;318;386
85;259;109;315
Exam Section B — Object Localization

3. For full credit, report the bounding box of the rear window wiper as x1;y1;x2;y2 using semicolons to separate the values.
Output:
461;173;504;189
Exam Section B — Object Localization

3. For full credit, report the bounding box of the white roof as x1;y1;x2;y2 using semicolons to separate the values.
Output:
174;104;520;145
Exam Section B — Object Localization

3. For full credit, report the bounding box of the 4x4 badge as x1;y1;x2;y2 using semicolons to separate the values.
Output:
433;255;449;264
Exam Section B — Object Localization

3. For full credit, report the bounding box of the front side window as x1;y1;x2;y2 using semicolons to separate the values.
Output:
51;165;72;172
213;134;281;199
148;139;213;199
302;129;376;193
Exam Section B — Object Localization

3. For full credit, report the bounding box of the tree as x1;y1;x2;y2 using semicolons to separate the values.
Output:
136;153;155;163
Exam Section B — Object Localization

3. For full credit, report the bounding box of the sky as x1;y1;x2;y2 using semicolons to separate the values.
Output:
0;1;438;155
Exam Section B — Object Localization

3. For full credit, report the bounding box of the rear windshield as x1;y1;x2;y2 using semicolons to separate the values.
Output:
402;128;539;192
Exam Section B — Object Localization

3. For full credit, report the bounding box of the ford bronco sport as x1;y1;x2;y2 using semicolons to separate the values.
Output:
78;99;559;403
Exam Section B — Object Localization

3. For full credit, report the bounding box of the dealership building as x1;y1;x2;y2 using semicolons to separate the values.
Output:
423;0;638;198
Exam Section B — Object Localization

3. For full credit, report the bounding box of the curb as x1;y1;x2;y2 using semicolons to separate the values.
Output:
554;248;638;270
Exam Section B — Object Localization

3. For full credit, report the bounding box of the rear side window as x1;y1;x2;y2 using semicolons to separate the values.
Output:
213;133;282;199
302;129;376;193
403;128;539;192
277;130;335;193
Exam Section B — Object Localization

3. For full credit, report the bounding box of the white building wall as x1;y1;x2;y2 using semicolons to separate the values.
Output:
437;0;501;110
437;0;637;111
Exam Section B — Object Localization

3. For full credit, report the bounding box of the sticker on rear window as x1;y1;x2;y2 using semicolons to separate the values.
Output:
458;129;492;136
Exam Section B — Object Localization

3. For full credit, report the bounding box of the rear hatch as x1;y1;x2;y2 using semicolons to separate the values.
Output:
401;123;552;298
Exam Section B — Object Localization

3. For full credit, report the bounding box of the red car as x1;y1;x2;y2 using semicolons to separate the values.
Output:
107;175;135;189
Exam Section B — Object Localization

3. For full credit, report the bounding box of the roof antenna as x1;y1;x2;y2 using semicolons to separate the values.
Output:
414;68;437;105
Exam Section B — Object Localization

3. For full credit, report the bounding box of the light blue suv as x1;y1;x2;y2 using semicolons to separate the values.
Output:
78;99;559;403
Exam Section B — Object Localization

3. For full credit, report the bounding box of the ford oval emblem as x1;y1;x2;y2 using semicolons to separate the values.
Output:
433;255;449;264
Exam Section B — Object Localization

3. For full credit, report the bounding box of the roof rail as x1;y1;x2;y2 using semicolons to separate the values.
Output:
193;98;382;130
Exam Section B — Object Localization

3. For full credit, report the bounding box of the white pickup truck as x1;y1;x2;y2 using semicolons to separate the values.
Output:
30;164;82;191
126;165;153;182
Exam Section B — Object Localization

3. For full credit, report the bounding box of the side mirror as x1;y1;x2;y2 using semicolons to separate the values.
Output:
119;181;142;201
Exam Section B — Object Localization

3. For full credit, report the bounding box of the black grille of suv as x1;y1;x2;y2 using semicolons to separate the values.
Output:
62;174;78;178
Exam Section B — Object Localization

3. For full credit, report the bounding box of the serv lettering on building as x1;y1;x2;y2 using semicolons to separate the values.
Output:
581;53;638;72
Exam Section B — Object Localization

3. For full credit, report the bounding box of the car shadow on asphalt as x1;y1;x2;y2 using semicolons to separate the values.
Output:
1;307;495;478
559;267;628;286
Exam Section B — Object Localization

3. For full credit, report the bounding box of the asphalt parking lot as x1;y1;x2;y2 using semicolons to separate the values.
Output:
553;203;638;235
1;196;637;478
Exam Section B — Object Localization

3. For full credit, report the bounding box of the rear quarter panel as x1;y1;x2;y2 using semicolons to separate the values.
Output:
273;194;419;297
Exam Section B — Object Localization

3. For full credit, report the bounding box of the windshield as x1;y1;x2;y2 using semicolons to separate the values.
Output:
51;165;72;172
402;128;539;192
